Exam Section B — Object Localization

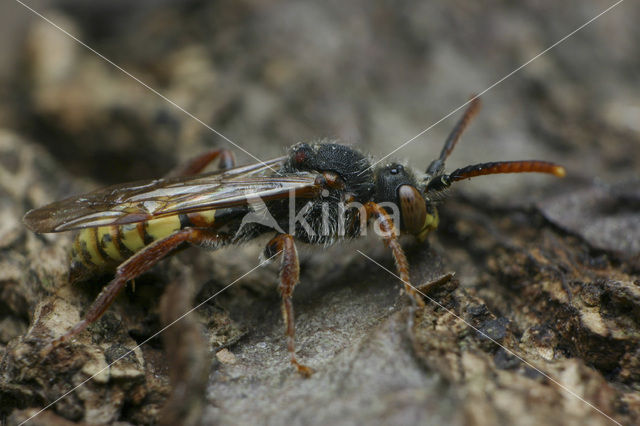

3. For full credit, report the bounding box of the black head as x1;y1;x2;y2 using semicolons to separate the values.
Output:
373;162;437;240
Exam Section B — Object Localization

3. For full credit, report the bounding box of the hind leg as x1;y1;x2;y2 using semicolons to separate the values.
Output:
43;229;224;354
166;149;235;178
264;234;313;377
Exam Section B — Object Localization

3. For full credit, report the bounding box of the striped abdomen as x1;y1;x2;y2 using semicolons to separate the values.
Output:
70;210;217;280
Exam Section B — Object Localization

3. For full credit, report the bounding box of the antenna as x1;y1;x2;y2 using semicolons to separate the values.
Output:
426;160;566;192
425;96;481;176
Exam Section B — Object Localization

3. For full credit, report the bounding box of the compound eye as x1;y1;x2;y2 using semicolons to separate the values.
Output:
398;185;427;235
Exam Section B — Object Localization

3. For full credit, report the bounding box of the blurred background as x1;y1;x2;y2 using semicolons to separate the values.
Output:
1;1;639;425
1;0;638;195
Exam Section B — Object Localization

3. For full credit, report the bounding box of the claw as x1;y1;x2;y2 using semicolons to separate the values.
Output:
292;359;314;377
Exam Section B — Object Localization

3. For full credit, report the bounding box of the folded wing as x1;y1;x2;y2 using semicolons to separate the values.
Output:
24;156;321;232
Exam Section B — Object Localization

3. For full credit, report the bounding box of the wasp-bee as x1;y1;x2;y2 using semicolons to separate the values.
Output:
23;98;565;375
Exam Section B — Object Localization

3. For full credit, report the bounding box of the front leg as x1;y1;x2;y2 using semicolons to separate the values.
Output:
365;201;425;307
264;234;313;377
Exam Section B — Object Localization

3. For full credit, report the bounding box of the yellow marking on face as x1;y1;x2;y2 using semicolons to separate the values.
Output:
417;209;439;242
120;223;146;253
97;226;123;261
78;227;107;266
145;215;181;241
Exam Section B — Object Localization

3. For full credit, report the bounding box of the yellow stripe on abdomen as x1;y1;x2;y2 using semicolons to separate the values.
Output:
72;227;107;268
71;212;214;273
97;226;123;261
144;215;181;241
120;223;146;253
187;210;216;227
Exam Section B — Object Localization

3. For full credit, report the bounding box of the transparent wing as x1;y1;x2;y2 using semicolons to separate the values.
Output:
24;156;320;233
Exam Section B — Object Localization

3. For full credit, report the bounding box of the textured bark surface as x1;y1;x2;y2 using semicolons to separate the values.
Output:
1;1;639;425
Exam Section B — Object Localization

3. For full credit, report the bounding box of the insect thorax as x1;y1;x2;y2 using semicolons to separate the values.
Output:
284;142;375;201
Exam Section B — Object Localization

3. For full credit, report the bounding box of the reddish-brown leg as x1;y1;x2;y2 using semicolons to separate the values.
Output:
166;149;236;178
264;234;313;377
365;201;425;307
42;228;222;354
